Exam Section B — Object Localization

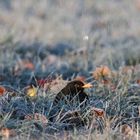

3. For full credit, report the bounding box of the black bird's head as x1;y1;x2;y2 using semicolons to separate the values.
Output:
67;80;92;93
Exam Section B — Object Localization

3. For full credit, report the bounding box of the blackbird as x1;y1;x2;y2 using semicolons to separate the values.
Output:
49;80;92;122
49;80;92;121
52;80;92;107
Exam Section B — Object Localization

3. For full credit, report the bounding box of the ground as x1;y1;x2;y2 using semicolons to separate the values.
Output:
0;0;140;139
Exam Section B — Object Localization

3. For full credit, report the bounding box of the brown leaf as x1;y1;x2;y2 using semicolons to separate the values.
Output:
0;86;6;96
91;107;105;117
0;128;16;138
46;78;68;96
24;113;48;124
136;79;140;85
22;60;34;70
120;124;137;140
121;66;134;74
93;66;111;80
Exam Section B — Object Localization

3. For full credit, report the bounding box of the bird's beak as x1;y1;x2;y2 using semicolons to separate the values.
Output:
82;83;93;88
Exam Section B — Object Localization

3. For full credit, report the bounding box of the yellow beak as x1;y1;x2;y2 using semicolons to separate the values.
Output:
82;83;93;88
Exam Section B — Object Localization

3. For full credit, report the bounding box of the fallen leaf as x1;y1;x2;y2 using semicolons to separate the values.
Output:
15;59;34;71
91;107;104;117
136;79;140;85
26;86;37;97
37;77;53;88
46;78;68;96
102;66;111;76
37;79;47;87
121;66;134;74
0;128;16;138
0;86;6;96
22;60;34;70
93;66;111;80
120;124;136;140
25;113;48;124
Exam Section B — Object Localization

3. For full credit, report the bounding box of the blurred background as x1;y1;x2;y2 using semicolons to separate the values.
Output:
0;0;140;43
0;0;140;86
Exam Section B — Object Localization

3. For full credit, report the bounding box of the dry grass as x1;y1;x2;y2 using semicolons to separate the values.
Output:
0;0;140;139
